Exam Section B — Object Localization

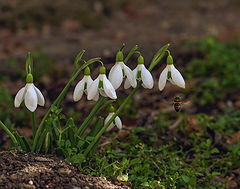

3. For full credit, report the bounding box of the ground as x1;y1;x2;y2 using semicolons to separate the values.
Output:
0;150;130;189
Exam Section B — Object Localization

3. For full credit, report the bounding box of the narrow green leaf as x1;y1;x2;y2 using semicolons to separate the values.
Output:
71;50;85;77
44;132;51;154
124;45;138;64
13;132;30;152
87;117;103;137
149;43;170;71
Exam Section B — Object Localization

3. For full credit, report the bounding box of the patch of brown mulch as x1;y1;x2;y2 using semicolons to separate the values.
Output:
0;150;130;189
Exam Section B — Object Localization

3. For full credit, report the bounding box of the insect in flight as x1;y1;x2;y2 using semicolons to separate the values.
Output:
173;96;182;112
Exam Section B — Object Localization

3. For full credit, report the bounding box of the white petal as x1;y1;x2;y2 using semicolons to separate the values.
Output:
109;63;123;90
93;92;99;101
34;85;45;106
14;86;26;108
99;89;107;97
73;79;85;101
124;67;137;89
86;76;93;95
140;65;154;89
87;77;99;100
158;66;168;91
103;75;117;99
171;65;185;88
168;78;176;85
25;84;38;112
115;116;122;130
105;113;115;132
124;65;137;88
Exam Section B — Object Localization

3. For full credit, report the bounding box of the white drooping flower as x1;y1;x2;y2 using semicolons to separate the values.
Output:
73;66;93;101
158;54;185;91
104;105;122;132
109;51;137;90
87;66;117;101
105;112;122;131
124;55;154;89
14;74;45;112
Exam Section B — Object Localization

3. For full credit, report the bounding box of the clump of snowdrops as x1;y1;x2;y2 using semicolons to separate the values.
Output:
0;44;185;162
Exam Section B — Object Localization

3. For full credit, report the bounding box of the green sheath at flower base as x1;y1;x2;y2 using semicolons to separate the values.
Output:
137;55;144;65
99;66;106;74
167;54;173;65
84;66;91;76
109;105;115;113
26;74;33;83
116;51;124;62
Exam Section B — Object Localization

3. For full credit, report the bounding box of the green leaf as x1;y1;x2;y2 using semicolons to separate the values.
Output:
87;117;103;137
71;50;85;77
149;43;170;71
124;45;138;64
44;132;51;154
13;132;30;152
181;175;190;183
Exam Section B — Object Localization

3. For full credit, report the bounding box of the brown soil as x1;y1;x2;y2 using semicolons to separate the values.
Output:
0;150;130;189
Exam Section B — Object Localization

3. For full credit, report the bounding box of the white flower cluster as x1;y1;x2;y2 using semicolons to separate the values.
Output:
14;50;185;131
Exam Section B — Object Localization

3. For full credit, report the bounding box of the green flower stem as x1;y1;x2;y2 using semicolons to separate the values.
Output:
84;44;169;156
31;112;36;138
0;120;18;146
32;60;95;152
76;97;104;137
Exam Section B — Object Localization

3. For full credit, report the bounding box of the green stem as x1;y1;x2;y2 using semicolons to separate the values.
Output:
76;97;104;137
0;120;18;146
31;112;36;138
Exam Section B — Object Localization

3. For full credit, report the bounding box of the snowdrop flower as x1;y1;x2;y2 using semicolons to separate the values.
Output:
109;51;137;89
158;53;185;91
73;66;93;101
14;74;45;112
124;55;154;89
104;105;122;132
87;66;117;101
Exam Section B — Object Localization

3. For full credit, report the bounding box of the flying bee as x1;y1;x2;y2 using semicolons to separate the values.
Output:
173;96;182;112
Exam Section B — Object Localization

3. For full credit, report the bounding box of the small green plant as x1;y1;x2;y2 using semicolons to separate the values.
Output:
185;37;240;107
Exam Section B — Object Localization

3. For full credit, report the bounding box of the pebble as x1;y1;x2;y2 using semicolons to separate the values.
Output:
35;157;50;162
29;180;33;185
58;168;71;175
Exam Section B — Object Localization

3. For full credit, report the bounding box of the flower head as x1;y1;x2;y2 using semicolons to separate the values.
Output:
14;74;45;112
158;53;185;91
73;66;93;101
87;66;117;101
109;51;137;90
124;55;154;89
104;105;122;132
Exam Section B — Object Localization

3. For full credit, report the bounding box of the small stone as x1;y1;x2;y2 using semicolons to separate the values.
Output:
35;157;50;162
71;178;77;184
58;168;71;175
29;180;33;185
10;174;18;180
